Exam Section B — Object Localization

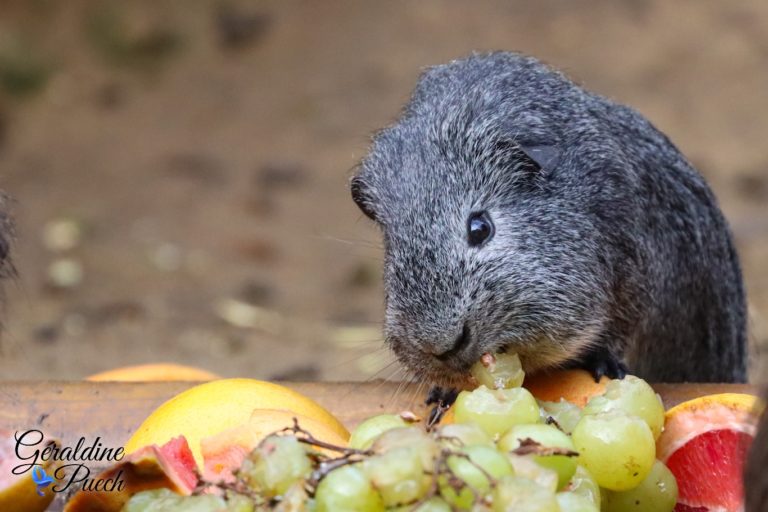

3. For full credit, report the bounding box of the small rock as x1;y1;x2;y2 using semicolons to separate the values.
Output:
42;218;83;252
46;258;84;289
214;297;281;333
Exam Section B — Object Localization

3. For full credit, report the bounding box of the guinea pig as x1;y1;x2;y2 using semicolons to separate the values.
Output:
351;52;746;387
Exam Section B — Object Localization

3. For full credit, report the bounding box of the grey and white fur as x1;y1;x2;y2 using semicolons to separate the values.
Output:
351;52;747;386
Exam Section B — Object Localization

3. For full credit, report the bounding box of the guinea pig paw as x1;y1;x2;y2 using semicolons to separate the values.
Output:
573;347;628;382
425;386;459;407
425;386;459;430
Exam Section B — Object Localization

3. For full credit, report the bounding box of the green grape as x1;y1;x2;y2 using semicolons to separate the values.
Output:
571;411;655;491
565;465;601;508
315;464;385;512
498;423;577;489
555;492;599;512
491;475;560;512
240;435;312;498
371;426;439;470
389;497;453;512
349;414;408;450
453;386;540;437
437;422;494;448
539;398;582;434
123;488;250;512
363;446;429;507
506;455;559;492
582;375;665;439
225;494;256;512
440;445;513;510
273;483;309;512
469;352;525;389
602;459;678;512
122;489;182;512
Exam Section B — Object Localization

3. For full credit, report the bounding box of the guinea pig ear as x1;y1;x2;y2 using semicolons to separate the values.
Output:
517;144;561;172
350;176;378;222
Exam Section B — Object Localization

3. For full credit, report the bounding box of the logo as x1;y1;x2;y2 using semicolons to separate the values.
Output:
30;466;54;496
12;429;126;495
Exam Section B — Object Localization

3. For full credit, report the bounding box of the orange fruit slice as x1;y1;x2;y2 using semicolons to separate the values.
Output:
657;393;762;512
86;363;219;381
124;379;349;468
524;369;610;407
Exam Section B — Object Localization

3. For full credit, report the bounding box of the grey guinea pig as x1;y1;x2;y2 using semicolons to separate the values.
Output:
351;52;747;387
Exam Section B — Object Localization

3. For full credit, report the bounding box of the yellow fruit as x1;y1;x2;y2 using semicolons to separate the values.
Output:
0;430;57;512
86;363;219;381
202;409;348;481
124;379;349;467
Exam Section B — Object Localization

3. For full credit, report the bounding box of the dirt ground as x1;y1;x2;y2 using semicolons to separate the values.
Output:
0;0;766;382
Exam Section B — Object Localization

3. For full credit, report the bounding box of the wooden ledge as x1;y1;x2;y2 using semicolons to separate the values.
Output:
0;380;756;452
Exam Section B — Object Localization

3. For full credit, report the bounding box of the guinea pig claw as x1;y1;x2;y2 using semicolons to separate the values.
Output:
425;386;459;430
572;346;628;382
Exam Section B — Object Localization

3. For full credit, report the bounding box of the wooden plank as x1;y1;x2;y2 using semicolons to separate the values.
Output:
0;380;757;452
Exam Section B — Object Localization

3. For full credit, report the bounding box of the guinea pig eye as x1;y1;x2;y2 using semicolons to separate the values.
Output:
467;211;494;246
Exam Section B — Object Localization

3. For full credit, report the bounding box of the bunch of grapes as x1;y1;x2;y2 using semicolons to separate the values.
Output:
123;353;678;511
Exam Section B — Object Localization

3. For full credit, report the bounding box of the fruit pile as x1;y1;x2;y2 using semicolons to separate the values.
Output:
0;360;745;512
49;354;759;512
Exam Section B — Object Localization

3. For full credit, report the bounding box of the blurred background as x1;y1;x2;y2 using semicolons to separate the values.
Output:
0;0;766;381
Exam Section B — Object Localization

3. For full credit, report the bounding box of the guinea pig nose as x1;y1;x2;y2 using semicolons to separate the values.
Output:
435;322;472;361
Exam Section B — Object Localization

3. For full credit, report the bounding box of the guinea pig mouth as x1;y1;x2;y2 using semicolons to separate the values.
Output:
388;342;473;388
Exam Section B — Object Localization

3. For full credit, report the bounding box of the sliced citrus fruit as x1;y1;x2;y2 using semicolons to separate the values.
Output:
657;393;762;512
86;363;219;381
124;379;349;468
524;369;610;407
201;408;348;483
0;430;57;512
64;436;198;512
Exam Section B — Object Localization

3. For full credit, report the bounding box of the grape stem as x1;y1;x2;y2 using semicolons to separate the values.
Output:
544;415;564;431
277;418;377;494
281;417;374;457
192;475;264;504
511;438;579;457
409;447;496;509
